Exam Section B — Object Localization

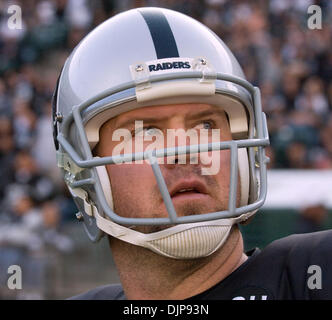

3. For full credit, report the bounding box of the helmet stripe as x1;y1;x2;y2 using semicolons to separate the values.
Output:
139;8;179;59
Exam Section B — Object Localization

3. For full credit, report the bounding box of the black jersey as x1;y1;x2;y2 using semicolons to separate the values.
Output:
69;230;332;300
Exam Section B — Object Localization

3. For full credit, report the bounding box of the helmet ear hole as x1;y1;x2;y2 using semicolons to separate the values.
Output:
95;164;114;211
67;186;104;242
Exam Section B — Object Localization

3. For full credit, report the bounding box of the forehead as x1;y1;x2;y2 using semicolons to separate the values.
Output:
108;103;228;128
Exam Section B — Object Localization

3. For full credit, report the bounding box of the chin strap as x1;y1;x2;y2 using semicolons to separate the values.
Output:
70;186;253;259
95;206;253;259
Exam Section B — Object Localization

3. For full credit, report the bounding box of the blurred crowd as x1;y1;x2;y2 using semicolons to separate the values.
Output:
198;0;332;169
0;0;331;297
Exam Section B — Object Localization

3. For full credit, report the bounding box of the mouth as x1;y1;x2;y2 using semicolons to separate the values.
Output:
170;180;208;200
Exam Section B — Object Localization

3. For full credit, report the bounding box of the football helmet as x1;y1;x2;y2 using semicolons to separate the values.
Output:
52;7;269;259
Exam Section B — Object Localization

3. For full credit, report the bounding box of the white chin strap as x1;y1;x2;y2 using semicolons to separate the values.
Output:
94;208;249;259
71;181;254;259
70;184;253;259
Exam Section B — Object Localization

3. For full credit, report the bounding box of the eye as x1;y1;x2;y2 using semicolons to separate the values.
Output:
203;121;213;130
143;126;160;136
132;126;161;137
195;120;215;130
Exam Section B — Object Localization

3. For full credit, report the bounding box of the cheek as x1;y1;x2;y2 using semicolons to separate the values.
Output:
199;149;231;178
106;163;156;193
105;163;163;218
215;150;231;184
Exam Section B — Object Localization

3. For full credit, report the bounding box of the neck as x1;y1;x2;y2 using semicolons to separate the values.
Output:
109;225;247;300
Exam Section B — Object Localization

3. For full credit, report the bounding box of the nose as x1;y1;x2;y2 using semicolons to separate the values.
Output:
162;128;199;169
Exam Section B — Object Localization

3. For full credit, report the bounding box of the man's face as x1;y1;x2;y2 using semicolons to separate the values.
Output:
96;103;238;232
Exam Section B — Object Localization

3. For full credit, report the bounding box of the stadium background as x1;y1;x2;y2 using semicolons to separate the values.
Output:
0;0;331;299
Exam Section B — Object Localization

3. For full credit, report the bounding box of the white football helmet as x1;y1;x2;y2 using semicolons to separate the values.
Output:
52;7;269;259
